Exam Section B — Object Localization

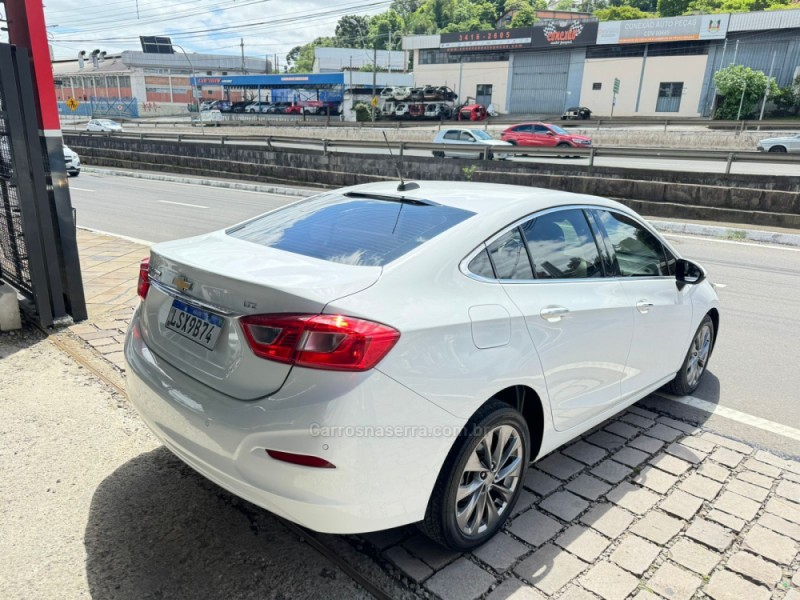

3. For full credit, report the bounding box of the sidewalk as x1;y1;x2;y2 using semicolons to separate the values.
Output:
57;228;800;600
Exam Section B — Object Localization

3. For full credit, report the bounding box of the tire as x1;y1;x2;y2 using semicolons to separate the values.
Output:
420;399;530;551
768;146;787;153
556;142;573;158
432;151;444;158
666;314;715;396
68;171;79;177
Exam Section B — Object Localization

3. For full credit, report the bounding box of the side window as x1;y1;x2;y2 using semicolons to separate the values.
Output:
487;228;534;280
595;210;673;277
443;130;460;141
468;248;495;279
521;209;603;279
460;131;476;142
532;125;548;134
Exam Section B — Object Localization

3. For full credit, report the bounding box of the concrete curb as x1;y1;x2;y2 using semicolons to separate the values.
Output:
650;219;800;248
82;167;318;198
80;167;800;248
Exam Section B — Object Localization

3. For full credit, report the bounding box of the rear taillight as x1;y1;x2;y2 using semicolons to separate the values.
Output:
240;314;400;372
137;258;150;299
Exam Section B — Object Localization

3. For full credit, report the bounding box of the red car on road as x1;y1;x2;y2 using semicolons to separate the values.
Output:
501;122;592;149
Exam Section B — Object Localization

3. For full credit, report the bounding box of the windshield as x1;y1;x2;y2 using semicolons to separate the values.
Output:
549;125;569;135
99;120;116;125
471;130;493;141
227;193;474;267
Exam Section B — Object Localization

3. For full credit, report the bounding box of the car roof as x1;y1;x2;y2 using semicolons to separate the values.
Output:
340;180;629;218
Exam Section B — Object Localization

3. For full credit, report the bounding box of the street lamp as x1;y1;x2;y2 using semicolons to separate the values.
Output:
169;43;199;116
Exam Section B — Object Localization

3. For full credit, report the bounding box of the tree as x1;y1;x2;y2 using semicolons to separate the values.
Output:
683;0;792;13
510;5;537;26
286;36;336;73
712;64;779;120
594;5;652;19
335;15;372;48
390;0;424;16
367;10;405;49
771;75;800;117
553;0;574;8
657;0;691;16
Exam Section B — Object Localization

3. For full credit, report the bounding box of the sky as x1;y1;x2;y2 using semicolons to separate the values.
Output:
18;0;391;63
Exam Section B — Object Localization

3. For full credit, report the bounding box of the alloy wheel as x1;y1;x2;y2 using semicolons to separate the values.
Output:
455;424;523;536
686;323;712;388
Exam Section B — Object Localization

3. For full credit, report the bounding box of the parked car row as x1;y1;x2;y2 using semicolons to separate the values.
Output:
211;100;341;116
381;85;457;103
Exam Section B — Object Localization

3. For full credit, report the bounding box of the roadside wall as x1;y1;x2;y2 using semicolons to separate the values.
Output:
63;134;800;228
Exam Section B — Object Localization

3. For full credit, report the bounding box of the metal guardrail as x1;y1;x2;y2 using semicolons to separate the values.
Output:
68;130;800;176
66;115;800;132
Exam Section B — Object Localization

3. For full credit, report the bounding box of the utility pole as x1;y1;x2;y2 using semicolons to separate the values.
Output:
731;39;739;66
736;81;747;121
759;50;777;121
708;38;727;117
457;57;464;104
388;28;392;72
372;45;377;122
240;38;246;74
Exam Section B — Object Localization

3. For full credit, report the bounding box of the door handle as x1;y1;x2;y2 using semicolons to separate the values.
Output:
636;300;654;314
540;306;569;322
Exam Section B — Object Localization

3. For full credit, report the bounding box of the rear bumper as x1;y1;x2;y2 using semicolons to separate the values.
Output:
124;308;462;533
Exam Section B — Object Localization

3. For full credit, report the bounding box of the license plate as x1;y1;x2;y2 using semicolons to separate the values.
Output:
165;299;224;350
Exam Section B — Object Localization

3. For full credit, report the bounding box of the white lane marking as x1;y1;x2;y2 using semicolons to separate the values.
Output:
657;392;800;442
69;186;95;192
663;233;800;252
159;200;209;209
76;226;154;246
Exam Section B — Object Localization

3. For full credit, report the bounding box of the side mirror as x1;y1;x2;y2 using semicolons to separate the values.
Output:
676;258;706;290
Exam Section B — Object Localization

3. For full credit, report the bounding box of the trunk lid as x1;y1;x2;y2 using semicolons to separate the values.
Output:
141;231;382;400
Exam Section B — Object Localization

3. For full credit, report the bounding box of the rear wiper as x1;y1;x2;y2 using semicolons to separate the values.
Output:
343;191;437;206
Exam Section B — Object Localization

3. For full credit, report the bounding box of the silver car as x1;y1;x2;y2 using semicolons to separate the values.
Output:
433;129;511;160
757;133;800;153
85;119;123;133
63;145;81;177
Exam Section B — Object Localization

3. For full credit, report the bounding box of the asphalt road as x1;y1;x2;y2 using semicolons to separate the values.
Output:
69;174;800;455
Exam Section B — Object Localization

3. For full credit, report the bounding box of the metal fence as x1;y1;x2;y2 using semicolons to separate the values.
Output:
57;96;140;119
0;43;86;326
0;67;33;296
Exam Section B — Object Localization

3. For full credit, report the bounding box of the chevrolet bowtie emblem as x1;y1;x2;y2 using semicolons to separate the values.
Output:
173;275;193;293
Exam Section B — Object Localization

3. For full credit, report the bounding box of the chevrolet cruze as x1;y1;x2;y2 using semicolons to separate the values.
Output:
125;181;719;550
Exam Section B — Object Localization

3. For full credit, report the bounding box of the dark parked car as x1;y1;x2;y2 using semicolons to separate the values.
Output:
230;101;252;113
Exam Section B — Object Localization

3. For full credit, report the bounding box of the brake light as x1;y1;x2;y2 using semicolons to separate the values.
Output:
137;258;150;299
240;314;400;371
266;449;335;469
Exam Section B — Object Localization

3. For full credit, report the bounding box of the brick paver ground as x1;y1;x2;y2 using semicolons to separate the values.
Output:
68;229;800;600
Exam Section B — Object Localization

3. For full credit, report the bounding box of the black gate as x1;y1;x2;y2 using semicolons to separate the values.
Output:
0;43;86;326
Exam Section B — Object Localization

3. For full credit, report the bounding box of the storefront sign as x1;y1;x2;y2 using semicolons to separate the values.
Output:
597;13;729;44
440;28;533;52
530;20;598;48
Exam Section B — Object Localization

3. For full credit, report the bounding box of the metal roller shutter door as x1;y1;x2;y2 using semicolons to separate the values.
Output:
510;51;570;114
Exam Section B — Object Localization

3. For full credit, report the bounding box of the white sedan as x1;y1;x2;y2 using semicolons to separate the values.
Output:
124;181;719;550
85;118;123;132
757;133;800;153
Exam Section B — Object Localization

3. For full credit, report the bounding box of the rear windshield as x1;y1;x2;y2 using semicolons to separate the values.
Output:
227;193;474;266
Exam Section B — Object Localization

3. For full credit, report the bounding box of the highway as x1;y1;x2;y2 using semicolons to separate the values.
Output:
69;173;800;456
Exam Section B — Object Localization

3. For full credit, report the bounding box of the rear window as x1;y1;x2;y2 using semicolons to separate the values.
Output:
227;193;474;267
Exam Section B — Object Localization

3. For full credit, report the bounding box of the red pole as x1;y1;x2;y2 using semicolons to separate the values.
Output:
6;0;62;136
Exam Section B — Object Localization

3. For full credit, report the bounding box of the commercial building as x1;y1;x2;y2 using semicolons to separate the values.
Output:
403;9;800;117
52;50;269;113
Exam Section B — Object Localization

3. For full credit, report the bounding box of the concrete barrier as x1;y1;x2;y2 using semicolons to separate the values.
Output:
63;134;800;229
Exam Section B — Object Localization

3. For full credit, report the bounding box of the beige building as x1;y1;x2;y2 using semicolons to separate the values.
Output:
403;9;800;118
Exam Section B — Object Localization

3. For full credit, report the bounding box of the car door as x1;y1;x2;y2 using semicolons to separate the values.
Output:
533;124;557;147
589;209;694;397
508;125;531;146
790;134;800;152
459;130;481;158
441;130;463;157
496;208;634;432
